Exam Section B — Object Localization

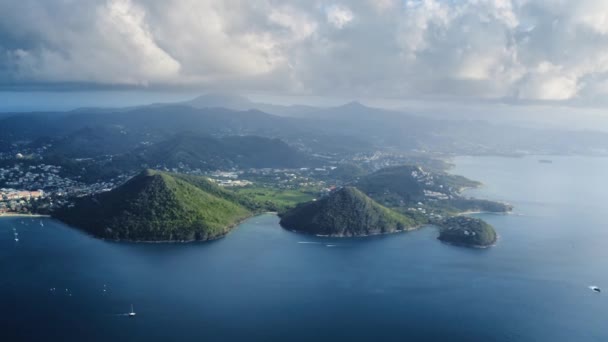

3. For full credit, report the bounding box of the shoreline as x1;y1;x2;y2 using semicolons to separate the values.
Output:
456;210;512;216
284;223;428;239
54;212;278;244
0;213;51;218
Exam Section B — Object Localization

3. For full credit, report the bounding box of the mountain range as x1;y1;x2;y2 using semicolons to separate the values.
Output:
3;93;608;166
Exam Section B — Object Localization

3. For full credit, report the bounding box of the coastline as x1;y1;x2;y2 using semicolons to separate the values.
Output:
456;210;512;216
54;212;278;244
0;213;51;218
283;223;428;239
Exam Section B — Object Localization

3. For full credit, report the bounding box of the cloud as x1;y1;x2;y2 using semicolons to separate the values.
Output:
326;5;354;29
2;0;608;104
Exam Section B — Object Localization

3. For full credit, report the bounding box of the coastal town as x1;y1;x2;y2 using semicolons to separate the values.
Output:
0;162;133;215
0;148;459;217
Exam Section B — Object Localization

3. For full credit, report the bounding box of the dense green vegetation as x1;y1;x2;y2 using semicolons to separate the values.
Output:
355;165;478;204
53;170;254;241
437;216;497;247
110;132;317;171
233;186;317;213
279;187;420;237
433;198;513;214
353;165;510;216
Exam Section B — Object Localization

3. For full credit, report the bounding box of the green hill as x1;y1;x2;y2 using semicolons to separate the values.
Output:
53;170;252;242
354;165;511;214
279;187;420;237
116;132;316;171
437;216;497;247
356;165;480;204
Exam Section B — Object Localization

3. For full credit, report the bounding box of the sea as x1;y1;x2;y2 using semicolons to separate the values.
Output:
1;155;607;341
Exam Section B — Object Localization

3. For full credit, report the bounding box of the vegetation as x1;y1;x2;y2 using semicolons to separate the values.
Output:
111;132;317;171
355;165;479;204
433;198;513;214
279;187;420;237
53;170;253;242
437;216;497;247
353;165;510;216
233;186;317;213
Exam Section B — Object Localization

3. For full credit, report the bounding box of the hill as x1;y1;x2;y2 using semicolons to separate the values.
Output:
355;165;478;203
279;187;420;237
53;170;252;242
114;133;316;171
354;165;511;214
437;216;497;247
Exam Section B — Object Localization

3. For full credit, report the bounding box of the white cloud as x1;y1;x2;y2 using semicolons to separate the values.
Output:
3;0;608;104
326;5;354;29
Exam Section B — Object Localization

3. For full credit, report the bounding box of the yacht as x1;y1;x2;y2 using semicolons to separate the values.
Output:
128;304;136;317
590;286;601;293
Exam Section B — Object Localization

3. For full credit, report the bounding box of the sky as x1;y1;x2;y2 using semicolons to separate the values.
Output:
2;0;608;114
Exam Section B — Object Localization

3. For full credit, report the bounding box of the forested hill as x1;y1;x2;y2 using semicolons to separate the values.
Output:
53;170;253;242
116;132;317;170
279;187;419;237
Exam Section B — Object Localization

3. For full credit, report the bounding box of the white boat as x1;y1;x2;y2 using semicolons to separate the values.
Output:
40;221;44;227
14;238;19;242
128;304;136;317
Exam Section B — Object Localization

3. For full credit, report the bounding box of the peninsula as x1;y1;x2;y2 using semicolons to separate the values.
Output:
52;170;255;242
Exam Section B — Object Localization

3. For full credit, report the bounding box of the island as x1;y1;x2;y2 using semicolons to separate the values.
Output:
436;216;497;248
52;170;258;242
279;187;418;237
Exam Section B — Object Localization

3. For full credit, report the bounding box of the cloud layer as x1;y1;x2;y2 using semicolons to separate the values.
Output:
2;0;608;103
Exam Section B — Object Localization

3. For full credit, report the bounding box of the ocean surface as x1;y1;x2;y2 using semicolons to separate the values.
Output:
1;155;607;341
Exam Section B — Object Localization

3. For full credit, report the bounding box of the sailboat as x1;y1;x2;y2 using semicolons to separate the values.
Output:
128;304;136;317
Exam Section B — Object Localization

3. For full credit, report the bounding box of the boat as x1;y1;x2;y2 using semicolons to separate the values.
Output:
128;304;136;317
590;286;601;293
40;221;44;227
14;238;19;242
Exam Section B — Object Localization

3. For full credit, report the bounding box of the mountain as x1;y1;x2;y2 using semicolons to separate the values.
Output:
53;170;252;241
279;187;419;237
4;96;608;158
46;125;147;158
114;132;317;171
186;93;255;110
184;93;319;117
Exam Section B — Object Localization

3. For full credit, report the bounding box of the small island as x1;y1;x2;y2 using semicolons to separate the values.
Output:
279;187;418;237
437;216;497;248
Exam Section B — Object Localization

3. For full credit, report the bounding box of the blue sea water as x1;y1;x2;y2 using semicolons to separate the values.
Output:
1;155;607;341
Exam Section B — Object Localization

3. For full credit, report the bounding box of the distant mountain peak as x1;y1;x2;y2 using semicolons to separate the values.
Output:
341;101;367;109
186;93;253;110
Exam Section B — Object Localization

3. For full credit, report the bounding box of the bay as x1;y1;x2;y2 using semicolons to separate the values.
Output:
1;155;607;341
